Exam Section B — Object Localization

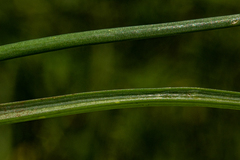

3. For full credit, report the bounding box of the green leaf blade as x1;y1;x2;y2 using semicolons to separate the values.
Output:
0;14;239;61
1;87;240;125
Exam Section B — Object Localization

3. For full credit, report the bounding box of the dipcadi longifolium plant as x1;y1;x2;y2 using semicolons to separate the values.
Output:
0;14;240;125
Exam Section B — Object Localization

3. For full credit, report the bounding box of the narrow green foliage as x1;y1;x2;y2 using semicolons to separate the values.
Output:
0;14;240;125
1;87;240;125
0;14;240;61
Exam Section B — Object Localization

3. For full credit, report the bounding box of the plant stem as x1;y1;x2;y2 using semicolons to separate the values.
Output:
0;14;240;61
1;87;240;125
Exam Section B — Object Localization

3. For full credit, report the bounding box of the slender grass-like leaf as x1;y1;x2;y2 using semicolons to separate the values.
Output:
1;87;240;125
0;14;240;61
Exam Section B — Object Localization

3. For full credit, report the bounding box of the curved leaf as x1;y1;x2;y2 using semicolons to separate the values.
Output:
0;14;240;61
1;87;240;125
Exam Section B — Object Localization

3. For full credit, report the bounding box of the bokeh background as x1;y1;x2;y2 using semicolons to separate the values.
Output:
1;0;240;159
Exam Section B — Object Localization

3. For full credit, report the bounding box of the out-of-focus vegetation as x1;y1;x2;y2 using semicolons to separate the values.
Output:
0;0;240;159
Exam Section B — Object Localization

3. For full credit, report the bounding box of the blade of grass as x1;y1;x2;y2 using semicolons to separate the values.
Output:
1;87;240;125
0;14;240;61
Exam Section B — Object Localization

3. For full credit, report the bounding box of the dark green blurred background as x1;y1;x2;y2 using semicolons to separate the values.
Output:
1;0;240;159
